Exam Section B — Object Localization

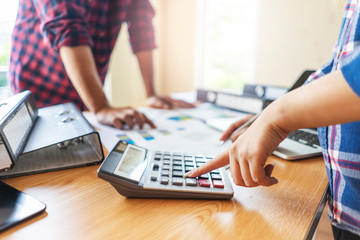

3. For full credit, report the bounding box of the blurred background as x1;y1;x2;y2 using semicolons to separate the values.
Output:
0;0;345;105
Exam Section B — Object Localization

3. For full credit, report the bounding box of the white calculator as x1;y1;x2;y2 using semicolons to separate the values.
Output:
97;140;234;199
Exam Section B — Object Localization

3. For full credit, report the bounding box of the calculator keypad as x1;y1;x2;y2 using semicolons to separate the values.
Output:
148;151;226;190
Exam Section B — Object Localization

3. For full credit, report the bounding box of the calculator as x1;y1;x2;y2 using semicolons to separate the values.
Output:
97;140;234;199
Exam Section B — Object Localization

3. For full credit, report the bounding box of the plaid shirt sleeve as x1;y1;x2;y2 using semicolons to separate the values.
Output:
126;0;156;53
305;51;337;84
32;0;93;52
341;47;360;97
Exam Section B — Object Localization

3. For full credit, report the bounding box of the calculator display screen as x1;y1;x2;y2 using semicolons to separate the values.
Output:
113;144;147;183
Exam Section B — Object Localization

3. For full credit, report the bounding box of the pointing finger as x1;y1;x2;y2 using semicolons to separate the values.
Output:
184;151;229;178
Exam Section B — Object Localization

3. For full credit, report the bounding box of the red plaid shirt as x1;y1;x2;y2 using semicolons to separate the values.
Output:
8;0;156;110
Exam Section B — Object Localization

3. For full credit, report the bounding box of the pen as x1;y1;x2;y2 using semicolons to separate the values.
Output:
218;113;260;146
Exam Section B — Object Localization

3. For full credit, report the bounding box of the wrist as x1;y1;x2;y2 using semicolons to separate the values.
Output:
263;95;295;133
91;99;110;114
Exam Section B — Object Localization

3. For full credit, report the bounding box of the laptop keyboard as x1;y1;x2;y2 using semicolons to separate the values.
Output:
288;129;320;147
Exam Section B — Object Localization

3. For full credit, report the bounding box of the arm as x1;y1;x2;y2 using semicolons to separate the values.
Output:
187;70;360;186
135;50;195;109
127;1;194;109
60;45;155;129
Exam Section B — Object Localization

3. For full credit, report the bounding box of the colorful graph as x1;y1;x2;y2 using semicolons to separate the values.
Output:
168;115;192;121
116;133;135;144
216;113;236;118
158;129;171;136
138;131;155;141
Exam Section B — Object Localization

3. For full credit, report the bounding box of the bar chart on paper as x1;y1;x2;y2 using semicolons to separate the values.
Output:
83;103;247;156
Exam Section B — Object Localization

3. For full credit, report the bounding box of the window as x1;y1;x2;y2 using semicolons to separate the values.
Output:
0;0;18;98
195;0;260;93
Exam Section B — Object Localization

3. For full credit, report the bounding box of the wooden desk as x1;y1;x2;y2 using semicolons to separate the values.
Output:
1;155;328;240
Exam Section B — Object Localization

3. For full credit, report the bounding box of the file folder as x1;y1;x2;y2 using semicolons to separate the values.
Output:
0;91;104;178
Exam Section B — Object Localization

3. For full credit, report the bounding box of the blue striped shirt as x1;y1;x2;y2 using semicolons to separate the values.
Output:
306;0;360;235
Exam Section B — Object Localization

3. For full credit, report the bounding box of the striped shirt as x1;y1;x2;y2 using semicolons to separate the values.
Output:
306;0;360;235
8;0;156;110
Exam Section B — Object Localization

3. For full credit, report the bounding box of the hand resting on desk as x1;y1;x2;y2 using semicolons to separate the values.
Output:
147;95;195;109
95;106;156;130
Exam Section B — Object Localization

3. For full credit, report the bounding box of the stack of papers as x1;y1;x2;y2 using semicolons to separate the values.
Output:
84;103;247;156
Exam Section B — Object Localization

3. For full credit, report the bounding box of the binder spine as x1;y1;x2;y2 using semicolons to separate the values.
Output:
197;89;264;114
0;137;12;171
0;91;38;171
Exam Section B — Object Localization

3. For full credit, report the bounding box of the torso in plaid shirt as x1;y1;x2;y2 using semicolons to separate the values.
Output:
8;0;156;110
306;0;360;235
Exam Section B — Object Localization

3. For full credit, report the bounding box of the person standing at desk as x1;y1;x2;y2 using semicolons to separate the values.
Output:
187;1;360;239
8;0;193;129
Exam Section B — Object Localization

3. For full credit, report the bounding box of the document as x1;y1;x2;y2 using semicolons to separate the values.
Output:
84;103;246;156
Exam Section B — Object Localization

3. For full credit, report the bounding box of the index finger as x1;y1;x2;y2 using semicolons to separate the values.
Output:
143;114;156;128
184;151;229;178
132;111;145;129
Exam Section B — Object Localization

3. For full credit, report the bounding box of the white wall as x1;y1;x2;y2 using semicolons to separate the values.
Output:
254;0;345;87
105;0;196;107
106;0;346;106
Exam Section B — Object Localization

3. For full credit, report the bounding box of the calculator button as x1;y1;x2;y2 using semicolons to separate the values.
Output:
172;177;183;186
161;170;170;176
185;166;194;172
152;164;159;171
163;156;171;160
154;156;161;161
184;160;194;165
185;178;197;186
199;179;211;187
199;174;209;179
196;162;205;168
173;165;183;171
163;160;170;165
172;160;182;166
212;180;224;188
172;170;183;177
211;173;222;180
162;164;170;170
210;169;220;174
160;176;169;185
151;175;157;181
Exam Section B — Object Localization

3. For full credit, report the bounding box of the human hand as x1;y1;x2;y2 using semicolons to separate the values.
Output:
219;114;255;142
95;106;156;129
186;113;289;187
147;95;195;109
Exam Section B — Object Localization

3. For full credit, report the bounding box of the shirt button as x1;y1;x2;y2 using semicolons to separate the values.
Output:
100;57;106;63
99;31;105;37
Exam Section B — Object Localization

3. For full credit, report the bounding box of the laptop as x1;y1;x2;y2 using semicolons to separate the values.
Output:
208;70;323;160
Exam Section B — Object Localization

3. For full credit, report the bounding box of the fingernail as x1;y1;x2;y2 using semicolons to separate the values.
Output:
183;171;192;178
217;140;225;146
273;178;279;184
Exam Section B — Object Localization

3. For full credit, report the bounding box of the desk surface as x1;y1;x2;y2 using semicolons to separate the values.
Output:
1;154;328;240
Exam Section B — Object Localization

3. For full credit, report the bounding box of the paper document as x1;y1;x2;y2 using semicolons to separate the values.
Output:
84;103;247;156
